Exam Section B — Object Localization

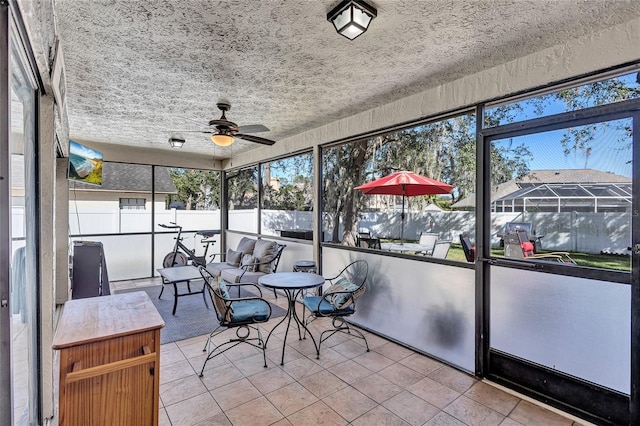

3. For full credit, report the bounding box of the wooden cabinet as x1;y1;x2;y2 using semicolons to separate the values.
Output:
53;292;164;426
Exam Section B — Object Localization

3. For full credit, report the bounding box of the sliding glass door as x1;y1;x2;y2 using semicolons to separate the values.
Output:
0;5;40;424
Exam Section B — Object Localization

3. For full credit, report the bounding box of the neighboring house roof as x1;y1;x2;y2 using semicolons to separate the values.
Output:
424;203;443;211
514;169;631;185
71;162;177;193
451;169;631;209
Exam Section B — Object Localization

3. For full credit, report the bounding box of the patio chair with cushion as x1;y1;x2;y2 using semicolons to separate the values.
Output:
205;236;258;278
499;222;544;252
460;234;475;262
504;231;576;264
220;240;286;297
302;260;370;353
197;266;272;376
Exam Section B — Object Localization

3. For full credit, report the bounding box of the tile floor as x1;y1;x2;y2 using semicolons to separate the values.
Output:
114;279;590;426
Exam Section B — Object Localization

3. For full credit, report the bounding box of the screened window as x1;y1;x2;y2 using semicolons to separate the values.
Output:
154;166;221;273
261;153;313;239
322;112;475;262
484;71;640;127
227;166;258;233
69;162;153;234
490;118;632;271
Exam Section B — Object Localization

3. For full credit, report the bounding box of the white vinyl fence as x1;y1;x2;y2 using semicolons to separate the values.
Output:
66;208;630;281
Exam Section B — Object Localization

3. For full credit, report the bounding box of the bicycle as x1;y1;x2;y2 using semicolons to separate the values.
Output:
159;223;218;268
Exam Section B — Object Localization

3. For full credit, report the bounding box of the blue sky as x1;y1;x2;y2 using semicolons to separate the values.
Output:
500;117;633;178
70;140;103;160
496;72;638;178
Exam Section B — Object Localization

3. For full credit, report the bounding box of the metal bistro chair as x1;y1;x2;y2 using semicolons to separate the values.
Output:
197;266;272;376
302;260;370;353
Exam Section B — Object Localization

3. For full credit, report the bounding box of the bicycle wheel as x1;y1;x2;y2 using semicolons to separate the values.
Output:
163;251;188;268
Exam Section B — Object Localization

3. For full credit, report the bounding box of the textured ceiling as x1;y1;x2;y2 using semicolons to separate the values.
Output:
55;0;640;160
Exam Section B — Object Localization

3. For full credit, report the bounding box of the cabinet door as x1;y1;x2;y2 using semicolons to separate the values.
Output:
59;330;159;426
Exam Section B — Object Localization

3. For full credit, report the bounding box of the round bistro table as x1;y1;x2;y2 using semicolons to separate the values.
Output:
259;272;325;365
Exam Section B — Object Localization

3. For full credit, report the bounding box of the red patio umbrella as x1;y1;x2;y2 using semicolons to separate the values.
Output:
355;171;454;242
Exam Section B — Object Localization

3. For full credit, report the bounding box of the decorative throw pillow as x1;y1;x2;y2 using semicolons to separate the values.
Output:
212;278;233;322
328;278;362;309
225;248;243;267
241;254;258;272
236;237;257;256
217;278;231;300
252;239;279;273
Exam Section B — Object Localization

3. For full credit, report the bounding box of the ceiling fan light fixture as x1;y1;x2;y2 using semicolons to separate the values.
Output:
168;136;185;148
211;133;234;146
327;0;377;40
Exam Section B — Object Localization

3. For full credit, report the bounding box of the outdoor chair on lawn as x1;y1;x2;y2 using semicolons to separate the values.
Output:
431;240;451;259
197;266;272;376
358;234;381;249
460;234;475;262
416;232;438;255
504;231;576;264
302;260;370;353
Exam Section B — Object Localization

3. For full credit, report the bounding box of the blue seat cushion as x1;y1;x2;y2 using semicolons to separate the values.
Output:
205;262;237;277
220;268;265;284
230;300;270;322
303;295;354;315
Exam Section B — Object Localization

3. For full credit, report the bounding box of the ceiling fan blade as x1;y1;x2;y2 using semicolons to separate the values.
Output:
236;133;276;146
170;130;213;134
238;124;270;134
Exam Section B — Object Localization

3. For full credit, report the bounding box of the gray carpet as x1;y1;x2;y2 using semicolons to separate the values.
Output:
116;283;286;344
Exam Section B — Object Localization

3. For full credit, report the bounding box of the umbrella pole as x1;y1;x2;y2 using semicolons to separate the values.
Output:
400;194;405;243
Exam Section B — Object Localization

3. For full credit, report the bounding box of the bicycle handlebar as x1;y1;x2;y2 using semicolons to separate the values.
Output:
159;223;181;229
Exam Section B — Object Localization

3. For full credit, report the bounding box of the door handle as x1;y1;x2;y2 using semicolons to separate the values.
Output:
627;244;640;255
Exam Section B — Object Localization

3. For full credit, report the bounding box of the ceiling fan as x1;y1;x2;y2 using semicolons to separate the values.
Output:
175;102;275;147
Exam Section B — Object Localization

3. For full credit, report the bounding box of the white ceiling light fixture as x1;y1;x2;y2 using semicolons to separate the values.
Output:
211;133;235;146
168;136;185;148
327;0;377;40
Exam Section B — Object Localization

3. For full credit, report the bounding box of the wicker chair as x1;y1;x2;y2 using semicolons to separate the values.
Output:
302;260;370;353
197;266;272;376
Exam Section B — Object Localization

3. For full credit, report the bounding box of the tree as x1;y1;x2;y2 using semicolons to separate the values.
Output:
168;169;220;210
227;167;258;209
322;112;533;241
323;140;373;242
263;183;309;210
262;154;313;211
524;74;639;168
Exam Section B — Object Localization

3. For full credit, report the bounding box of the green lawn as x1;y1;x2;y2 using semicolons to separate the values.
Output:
446;244;630;271
380;238;630;271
